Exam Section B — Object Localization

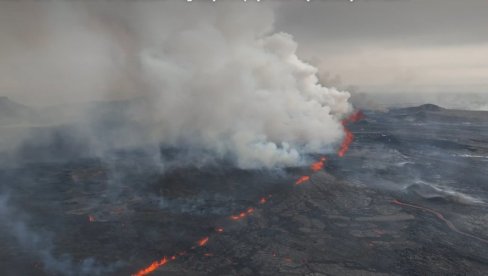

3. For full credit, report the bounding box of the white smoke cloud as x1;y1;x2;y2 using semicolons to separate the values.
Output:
132;2;351;168
0;1;352;168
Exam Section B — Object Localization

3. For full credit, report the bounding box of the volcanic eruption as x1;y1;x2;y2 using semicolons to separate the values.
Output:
132;111;364;276
2;1;488;276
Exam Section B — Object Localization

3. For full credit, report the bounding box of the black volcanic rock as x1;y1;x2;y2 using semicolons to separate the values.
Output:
0;102;488;275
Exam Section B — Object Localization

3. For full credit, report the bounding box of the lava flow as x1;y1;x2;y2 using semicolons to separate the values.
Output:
230;207;256;221
295;175;311;185
338;131;354;157
131;110;364;276
338;111;363;157
132;236;212;276
342;110;364;125
198;237;209;247
133;257;168;276
310;157;326;172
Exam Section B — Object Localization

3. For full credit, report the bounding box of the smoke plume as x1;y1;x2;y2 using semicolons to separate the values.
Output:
0;1;351;168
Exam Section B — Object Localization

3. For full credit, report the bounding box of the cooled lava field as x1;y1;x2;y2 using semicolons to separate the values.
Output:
1;104;488;275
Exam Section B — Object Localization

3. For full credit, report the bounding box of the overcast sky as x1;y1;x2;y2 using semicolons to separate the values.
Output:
0;0;487;108
275;0;488;108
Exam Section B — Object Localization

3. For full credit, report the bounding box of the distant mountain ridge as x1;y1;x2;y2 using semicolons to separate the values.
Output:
399;103;444;113
1;97;486;126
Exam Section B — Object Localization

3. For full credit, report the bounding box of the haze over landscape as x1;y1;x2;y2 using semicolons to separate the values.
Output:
0;1;487;276
1;0;487;109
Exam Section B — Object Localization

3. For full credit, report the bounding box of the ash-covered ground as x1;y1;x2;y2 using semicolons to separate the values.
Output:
1;103;488;275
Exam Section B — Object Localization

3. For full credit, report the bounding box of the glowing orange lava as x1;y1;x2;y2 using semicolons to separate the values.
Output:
230;207;256;221
337;130;354;157
343;110;364;125
295;175;310;185
230;212;246;221
132;257;168;276
132;111;364;276
198;237;209;247
310;157;326;172
338;111;363;157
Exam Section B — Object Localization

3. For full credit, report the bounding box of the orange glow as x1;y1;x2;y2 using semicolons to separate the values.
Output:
131;112;365;276
230;212;247;221
230;207;256;221
295;175;310;185
310;157;326;172
215;227;224;233
350;111;364;123
337;130;354;157
337;111;364;157
343;111;364;125
132;257;168;276
198;237;209;247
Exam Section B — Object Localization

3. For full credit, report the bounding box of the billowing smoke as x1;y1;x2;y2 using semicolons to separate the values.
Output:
0;1;351;168
137;4;351;168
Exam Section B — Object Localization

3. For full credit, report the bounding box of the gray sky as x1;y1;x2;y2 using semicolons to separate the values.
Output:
0;0;487;108
275;0;488;103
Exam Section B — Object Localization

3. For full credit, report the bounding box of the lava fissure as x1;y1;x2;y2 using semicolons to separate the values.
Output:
295;175;311;186
132;111;363;275
132;257;168;276
338;111;363;157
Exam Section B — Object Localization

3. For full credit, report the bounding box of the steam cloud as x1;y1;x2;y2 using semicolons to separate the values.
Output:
1;1;351;168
